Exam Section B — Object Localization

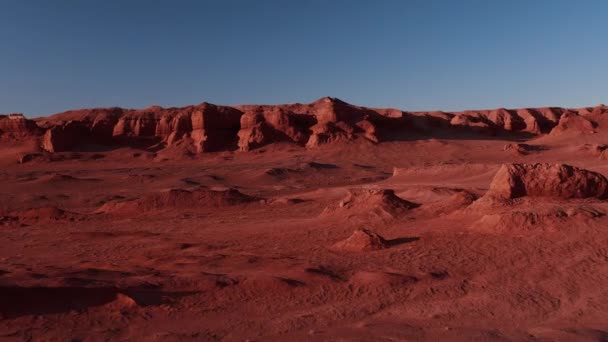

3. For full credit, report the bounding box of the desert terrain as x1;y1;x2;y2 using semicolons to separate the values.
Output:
2;97;608;341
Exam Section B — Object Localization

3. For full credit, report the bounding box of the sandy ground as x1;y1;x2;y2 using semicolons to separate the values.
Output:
2;137;608;341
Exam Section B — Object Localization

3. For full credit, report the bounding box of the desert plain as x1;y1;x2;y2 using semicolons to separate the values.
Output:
2;97;608;341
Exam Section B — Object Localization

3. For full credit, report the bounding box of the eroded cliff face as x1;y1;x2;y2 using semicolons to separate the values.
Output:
4;98;607;154
37;104;242;152
41;121;88;152
0;114;42;139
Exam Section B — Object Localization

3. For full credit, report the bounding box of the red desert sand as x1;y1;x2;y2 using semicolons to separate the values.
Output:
2;98;608;340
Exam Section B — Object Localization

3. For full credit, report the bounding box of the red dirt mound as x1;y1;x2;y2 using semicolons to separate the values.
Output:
323;188;418;219
330;229;388;252
422;189;479;216
97;187;260;213
485;163;608;200
502;143;541;156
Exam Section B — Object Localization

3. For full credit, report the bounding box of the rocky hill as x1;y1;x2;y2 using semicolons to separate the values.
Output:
3;97;607;153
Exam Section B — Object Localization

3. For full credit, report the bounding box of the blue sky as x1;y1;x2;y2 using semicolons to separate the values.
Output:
1;0;607;117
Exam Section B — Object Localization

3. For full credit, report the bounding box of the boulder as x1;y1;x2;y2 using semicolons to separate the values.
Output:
485;163;608;200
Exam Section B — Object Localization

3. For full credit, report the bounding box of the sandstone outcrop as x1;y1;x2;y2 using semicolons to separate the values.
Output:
2;98;606;154
549;111;597;135
41;121;88;152
0;114;41;138
485;163;608;200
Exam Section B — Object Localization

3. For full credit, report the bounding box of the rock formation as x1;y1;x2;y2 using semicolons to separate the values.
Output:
1;98;606;154
330;229;388;252
323;188;418;219
190;103;242;152
485;163;608;200
503;143;538;156
0;114;41;138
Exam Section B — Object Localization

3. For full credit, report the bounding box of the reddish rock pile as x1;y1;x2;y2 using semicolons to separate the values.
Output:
485;163;608;200
330;229;388;252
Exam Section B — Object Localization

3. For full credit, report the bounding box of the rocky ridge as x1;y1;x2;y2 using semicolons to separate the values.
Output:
3;98;608;153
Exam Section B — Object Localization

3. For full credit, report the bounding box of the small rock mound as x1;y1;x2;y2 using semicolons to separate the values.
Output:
104;293;138;310
98;187;259;213
503;143;540;156
339;189;418;214
485;163;608;200
330;229;388;252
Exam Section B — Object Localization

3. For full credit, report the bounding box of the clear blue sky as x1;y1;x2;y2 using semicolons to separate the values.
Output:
1;0;607;117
